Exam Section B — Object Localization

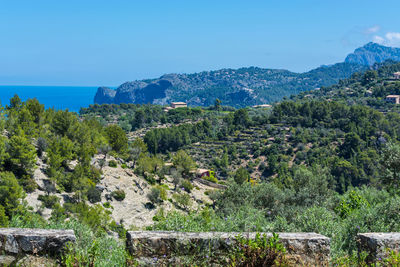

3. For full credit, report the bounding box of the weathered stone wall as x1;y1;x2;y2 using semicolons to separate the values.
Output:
0;228;76;266
358;233;400;263
126;231;330;266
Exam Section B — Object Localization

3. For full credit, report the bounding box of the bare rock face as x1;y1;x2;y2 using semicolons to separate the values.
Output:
358;233;400;263
126;231;330;266
0;228;75;265
94;86;117;104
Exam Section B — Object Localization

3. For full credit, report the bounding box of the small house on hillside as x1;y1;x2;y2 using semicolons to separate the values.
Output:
195;168;215;179
164;102;187;112
252;104;272;108
386;95;400;104
393;72;400;80
171;102;187;109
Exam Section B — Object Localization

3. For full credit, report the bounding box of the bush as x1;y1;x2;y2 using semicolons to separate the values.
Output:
108;160;118;168
111;190;125;201
231;233;288;266
181;179;194;193
0;205;8;227
234;167;250;185
148;187;165;204
38;194;60;209
173;193;192;210
103;202;112;209
86;187;102;203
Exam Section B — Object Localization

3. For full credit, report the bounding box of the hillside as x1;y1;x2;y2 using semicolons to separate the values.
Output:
294;61;400;113
94;43;400;108
5;84;400;264
95;63;366;108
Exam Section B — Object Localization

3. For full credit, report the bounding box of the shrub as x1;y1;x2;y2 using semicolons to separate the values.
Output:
0;205;8;227
38;194;60;209
148;187;162;204
103;202;112;209
86;187;102;203
111;190;125;201
181;179;194;193
234;167;250;185
121;163;127;169
231;233;288;266
108;160;118;168
173;193;192;210
205;175;218;184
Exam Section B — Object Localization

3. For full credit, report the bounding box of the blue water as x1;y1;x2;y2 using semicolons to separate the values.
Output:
0;86;101;112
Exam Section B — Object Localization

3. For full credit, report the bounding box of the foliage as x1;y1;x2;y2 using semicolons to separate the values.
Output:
0;171;24;216
38;194;60;209
172;150;196;176
231;233;287;267
104;124;128;154
147;187;164;204
87;186;102;203
172;193;192;210
234;167;250;185
108;160;118;168
0;205;8;227
180;179;194;193
111;190;126;201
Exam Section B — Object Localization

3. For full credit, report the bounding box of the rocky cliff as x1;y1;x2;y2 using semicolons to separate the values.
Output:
345;42;400;66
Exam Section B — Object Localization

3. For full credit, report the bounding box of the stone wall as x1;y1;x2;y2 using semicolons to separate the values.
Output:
0;228;76;266
126;231;330;266
357;233;400;263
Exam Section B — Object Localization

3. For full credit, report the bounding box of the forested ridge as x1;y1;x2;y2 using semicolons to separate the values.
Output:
3;62;400;265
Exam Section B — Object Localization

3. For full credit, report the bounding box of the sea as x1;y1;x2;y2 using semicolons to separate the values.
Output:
0;85;102;113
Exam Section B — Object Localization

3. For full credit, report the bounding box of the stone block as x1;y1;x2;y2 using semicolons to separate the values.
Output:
126;231;330;266
0;228;75;256
358;233;400;263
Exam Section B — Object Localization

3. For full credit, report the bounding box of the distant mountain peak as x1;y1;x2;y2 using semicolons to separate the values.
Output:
345;42;400;66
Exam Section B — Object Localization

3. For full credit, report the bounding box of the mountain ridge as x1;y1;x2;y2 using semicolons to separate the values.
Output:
94;43;400;108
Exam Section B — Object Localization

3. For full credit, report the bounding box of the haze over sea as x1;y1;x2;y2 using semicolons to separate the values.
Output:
0;86;101;112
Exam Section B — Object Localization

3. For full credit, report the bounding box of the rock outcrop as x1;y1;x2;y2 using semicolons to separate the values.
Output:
94;86;117;104
345;42;400;66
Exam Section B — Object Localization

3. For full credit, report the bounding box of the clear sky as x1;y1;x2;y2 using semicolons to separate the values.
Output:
1;0;400;86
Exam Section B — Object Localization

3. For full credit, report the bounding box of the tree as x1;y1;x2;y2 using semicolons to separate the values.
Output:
52;110;79;138
172;150;196;176
7;94;22;110
233;109;250;128
380;142;400;189
361;70;378;86
104;124;128;153
0;172;24;216
340;132;362;158
214;99;222;111
129;138;148;165
26;98;44;124
7;129;37;176
0;136;8;169
234;167;250;185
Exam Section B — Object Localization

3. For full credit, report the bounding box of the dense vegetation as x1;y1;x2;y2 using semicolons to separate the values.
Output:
294;60;400;112
4;61;400;265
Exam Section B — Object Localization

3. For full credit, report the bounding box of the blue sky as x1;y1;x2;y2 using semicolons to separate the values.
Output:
1;0;400;86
